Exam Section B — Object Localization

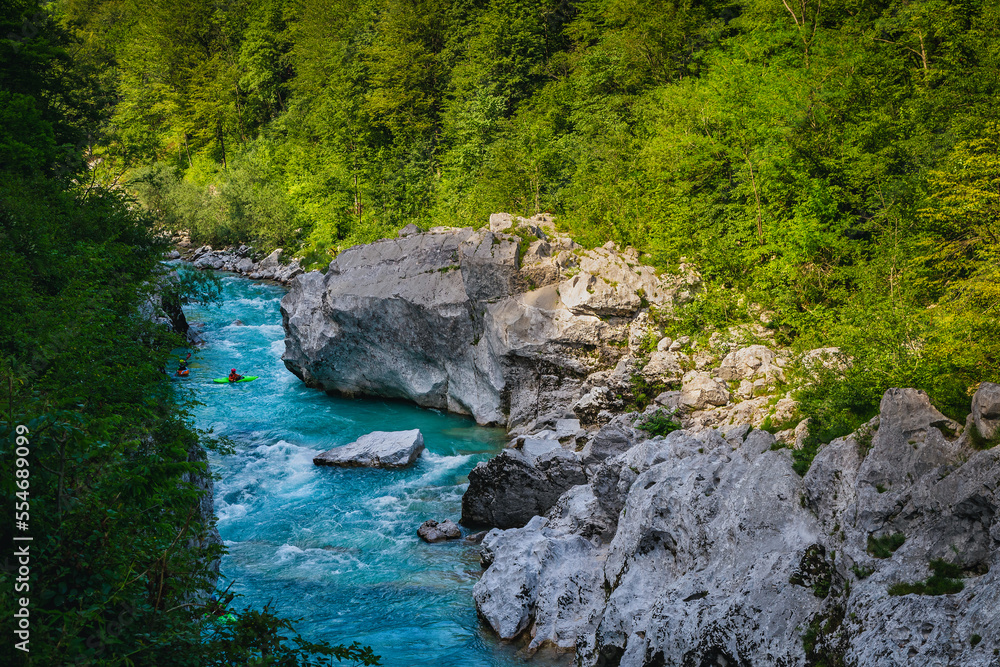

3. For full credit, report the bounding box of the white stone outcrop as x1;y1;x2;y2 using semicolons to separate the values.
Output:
473;389;1000;666
312;429;425;468
641;351;684;384
281;219;700;428
717;344;785;383
679;371;730;410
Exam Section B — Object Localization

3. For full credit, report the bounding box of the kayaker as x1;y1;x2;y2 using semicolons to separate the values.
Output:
178;352;191;372
228;368;243;382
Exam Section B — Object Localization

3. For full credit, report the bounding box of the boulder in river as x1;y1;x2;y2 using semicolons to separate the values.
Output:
461;448;586;528
417;519;462;543
313;429;425;468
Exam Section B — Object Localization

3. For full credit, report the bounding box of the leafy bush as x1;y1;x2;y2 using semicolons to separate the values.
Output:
855;424;875;459
636;408;681;437
658;285;749;339
0;8;378;661
867;533;906;559
888;559;965;597
626;375;669;412
969;423;1000;451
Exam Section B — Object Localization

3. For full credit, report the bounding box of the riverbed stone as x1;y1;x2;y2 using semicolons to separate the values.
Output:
313;429;425;468
417;519;462;542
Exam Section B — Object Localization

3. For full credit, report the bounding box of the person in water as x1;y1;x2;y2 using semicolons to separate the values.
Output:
178;352;191;372
228;368;243;382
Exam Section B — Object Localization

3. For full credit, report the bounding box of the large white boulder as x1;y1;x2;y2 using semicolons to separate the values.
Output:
717;344;785;383
313;429;425;468
679;371;730;410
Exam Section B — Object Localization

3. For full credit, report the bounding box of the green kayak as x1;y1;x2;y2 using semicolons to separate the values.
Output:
213;376;258;384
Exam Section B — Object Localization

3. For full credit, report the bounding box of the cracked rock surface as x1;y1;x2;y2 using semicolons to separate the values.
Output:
472;387;1000;666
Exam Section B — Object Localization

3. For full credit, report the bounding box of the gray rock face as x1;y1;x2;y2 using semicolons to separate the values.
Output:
579;421;636;467
185;244;303;285
475;388;1000;666
679;371;730;410
877;387;961;440
313;429;424;468
717;344;784;382
641;350;683;384
417;519;461;542
474;513;606;653
461;448;586;528
972;382;1000;441
281;223;698;428
559;272;642;316
282;228;517;424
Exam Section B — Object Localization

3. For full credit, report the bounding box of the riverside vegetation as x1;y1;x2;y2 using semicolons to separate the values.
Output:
0;3;379;665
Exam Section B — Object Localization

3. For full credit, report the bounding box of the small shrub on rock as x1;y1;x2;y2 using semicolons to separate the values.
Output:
636;409;681;437
888;559;965;596
867;532;905;559
969;423;1000;451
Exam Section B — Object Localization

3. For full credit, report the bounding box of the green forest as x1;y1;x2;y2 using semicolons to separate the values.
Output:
1;0;999;662
61;0;1000;420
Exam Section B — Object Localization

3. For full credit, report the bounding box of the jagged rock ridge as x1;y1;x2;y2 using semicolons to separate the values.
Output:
280;215;699;428
473;386;1000;666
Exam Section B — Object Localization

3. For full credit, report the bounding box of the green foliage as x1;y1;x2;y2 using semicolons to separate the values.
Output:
801;603;847;667
760;410;800;435
969;422;1000;451
789;544;834;599
791;437;822;477
887;559;965;596
850;564;875;580
0;4;377;664
658;286;749;340
854;424;875;459
199;599;382;665
867;533;906;559
635;408;681;437
626;375;668;412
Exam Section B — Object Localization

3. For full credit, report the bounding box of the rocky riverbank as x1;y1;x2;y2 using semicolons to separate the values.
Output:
472;385;1000;665
281;213;708;429
277;214;1000;665
169;234;305;285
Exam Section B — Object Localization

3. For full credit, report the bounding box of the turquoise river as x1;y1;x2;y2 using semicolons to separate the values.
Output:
178;270;569;667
